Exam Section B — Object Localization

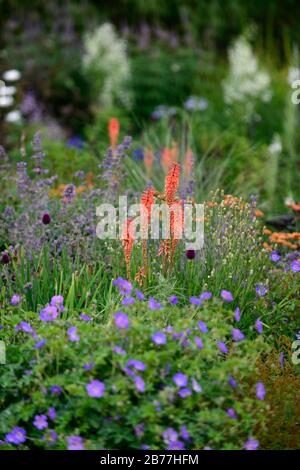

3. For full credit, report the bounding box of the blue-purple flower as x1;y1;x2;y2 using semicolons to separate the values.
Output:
169;295;178;305
226;408;237;420
194;336;203;349
244;438;259;450
33;414;48;430
148;297;162;310
217;341;228;354
198;320;208;333
255;319;263;334
200;291;212;301
151;331;167;345
220;290;233;302
86;379;105;398
189;296;202;305
80;313;91;321
173;373;188;388
10;294;21;306
231;328;245;342
255;284;267;297
67;435;84;450
256;382;265;400
5;426;27;445
114;311;129;329
290;260;300;273
270;251;280;262
134;376;145;392
67;326;80;342
40;305;58;322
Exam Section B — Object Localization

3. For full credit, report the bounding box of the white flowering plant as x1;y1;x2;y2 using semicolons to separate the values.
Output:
82;23;132;109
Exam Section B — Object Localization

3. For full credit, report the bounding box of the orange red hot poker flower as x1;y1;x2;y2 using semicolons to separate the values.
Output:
108;117;120;150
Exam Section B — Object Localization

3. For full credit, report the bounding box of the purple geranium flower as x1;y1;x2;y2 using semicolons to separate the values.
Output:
67;326;80;342
255;319;263;334
40;305;58;322
48;407;56;421
256;382;265;400
134;376;145;392
191;378;202;393
10;294;21;306
231;328;245;342
50;385;62;395
290;260;300;273
33;414;48;430
194;336;203;349
152;331;167;345
113;277;133;295
121;296;135;306
234;307;241;322
169;295;178;305
148;297;162;310
270;251;280;262
200;291;212;301
189;296;202;305
50;295;64;311
178;388;192;398
114;345;126;356
167;440;185;450
114;311;129;329
173;373;188;388
163;428;178;444
80;313;91;321
228;375;237;388
67;435;84;450
135;289;145;301
35;339;46;349
226;408;237;419
220;290;233;302
127;359;146;371
5;426;26;445
15;321;33;334
86;379;105;398
217;341;228;354
255;284;267;297
244;438;259;450
198;320;208;333
180;426;190;441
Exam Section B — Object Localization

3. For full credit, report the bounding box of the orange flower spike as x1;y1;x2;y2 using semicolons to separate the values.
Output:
108;117;120;150
165;163;181;205
122;218;134;279
184;148;193;179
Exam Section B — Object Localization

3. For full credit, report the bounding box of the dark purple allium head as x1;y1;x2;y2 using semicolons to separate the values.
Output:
1;252;10;264
42;213;51;225
186;249;196;260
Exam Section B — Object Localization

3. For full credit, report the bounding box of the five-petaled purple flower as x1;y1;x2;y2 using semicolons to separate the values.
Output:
40;305;58;322
152;331;167;345
5;427;27;445
86;379;105;398
33;414;48;430
114;311;129;329
173;373;188;388
270;251;280;262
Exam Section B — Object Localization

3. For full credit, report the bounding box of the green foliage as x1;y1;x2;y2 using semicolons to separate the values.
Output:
0;300;267;449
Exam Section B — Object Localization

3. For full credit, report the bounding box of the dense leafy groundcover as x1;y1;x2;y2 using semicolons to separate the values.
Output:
0;283;268;450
